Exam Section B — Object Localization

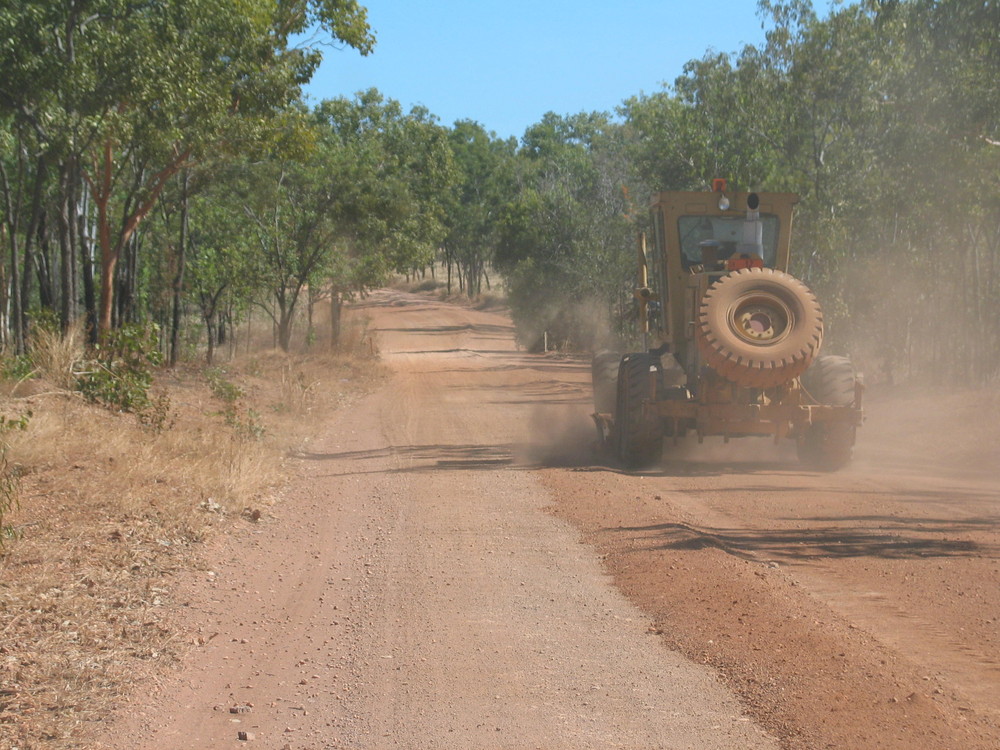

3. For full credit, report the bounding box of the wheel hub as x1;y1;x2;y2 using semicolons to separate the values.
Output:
730;298;790;344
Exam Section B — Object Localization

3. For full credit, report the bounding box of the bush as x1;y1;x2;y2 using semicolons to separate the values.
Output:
205;367;264;441
28;314;83;388
0;412;30;547
1;354;34;383
76;324;164;413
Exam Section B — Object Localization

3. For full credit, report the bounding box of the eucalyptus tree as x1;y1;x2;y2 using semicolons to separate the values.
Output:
0;118;30;353
441;120;516;296
234;115;340;353
314;90;458;346
495;112;637;350
742;0;999;381
0;0;374;341
618;92;694;194
862;0;1000;383
230;91;457;352
185;186;260;365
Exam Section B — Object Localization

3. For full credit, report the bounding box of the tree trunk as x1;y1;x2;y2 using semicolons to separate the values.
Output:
217;308;227;346
169;170;189;367
330;287;343;349
0;157;24;354
278;312;293;352
15;152;50;350
0;225;8;351
274;287;293;352
81;212;98;343
444;246;453;295
88;141;190;337
35;210;56;312
306;284;315;349
94;142;116;337
58;158;79;332
205;312;216;365
121;231;142;325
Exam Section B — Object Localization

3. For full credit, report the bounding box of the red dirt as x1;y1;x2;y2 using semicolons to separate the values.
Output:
92;290;1000;749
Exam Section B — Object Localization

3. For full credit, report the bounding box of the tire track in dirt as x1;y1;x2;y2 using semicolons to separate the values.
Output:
93;290;779;749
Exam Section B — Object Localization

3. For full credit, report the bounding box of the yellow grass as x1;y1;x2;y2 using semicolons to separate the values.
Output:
26;323;84;391
0;327;385;747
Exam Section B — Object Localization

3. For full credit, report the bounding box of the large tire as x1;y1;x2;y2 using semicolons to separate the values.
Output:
798;355;857;470
800;354;856;406
591;350;620;414
614;353;663;468
697;268;824;388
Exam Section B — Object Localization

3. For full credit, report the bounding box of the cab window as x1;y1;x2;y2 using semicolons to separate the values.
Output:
677;214;780;268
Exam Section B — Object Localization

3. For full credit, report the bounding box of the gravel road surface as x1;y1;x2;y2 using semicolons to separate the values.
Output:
95;290;778;749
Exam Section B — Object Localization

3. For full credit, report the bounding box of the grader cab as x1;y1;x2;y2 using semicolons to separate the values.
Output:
592;181;863;469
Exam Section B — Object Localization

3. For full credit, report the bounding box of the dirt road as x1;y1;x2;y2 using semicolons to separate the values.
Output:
96;290;999;749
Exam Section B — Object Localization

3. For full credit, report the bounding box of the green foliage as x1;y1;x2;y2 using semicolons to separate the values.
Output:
206;367;244;404
226;407;265;442
205;367;264;440
1;355;34;383
76;325;164;413
0;0;996;385
221;90;459;351
0;0;376;343
494;112;638;350
442;120;517;296
0;412;31;548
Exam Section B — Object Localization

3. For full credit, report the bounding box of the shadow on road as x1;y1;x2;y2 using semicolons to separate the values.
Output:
291;438;616;474
374;323;515;336
609;519;998;562
290;443;517;475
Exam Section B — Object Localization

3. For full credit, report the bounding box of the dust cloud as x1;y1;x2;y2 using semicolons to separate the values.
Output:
515;403;802;472
854;387;1000;481
659;435;798;471
515;404;599;468
511;348;999;480
515;387;1000;478
821;253;1000;481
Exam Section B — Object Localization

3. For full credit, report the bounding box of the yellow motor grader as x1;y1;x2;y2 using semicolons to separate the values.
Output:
592;181;863;469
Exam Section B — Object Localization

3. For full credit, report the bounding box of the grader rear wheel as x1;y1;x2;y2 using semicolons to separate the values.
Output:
798;355;858;471
614;353;663;469
697;268;824;389
800;355;856;407
798;422;855;471
591;350;621;415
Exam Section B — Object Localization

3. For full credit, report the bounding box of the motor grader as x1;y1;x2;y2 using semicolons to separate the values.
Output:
592;181;863;469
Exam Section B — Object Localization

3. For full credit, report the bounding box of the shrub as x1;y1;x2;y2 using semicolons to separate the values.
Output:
0;412;31;546
205;367;264;441
76;324;164;413
206;366;244;403
29;317;83;389
1;354;34;383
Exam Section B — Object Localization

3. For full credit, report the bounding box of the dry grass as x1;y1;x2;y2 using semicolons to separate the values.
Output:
25;324;84;391
0;319;385;748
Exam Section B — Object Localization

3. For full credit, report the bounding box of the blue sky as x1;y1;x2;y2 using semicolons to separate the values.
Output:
302;1;774;141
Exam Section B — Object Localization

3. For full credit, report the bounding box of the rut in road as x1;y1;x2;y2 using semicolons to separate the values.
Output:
95;289;777;750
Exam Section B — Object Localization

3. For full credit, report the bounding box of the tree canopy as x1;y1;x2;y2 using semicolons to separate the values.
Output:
0;0;996;384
